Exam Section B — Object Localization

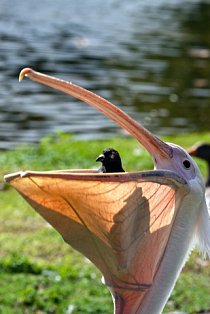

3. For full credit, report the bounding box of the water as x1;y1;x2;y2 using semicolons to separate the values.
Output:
0;0;210;149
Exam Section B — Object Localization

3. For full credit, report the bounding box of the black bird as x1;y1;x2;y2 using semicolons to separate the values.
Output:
188;143;210;208
96;148;125;173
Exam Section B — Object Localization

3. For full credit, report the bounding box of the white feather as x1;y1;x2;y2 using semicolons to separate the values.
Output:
205;187;210;211
195;200;210;258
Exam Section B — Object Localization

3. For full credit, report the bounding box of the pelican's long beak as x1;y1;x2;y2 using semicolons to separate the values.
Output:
19;68;172;165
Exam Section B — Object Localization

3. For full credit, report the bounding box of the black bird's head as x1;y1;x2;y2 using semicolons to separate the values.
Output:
96;148;125;173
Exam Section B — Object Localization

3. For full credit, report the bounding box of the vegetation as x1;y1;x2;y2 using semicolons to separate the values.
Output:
0;132;210;314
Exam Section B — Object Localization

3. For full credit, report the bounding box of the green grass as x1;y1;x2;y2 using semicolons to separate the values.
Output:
1;132;210;314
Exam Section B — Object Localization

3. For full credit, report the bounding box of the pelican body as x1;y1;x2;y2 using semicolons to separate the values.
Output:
4;68;210;314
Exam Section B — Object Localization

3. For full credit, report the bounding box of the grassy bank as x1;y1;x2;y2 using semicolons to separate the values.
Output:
1;132;210;313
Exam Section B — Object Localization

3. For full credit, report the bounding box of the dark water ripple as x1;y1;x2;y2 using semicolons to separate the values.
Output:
0;0;210;149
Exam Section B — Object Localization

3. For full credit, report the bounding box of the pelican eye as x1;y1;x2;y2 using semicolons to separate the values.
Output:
183;160;191;169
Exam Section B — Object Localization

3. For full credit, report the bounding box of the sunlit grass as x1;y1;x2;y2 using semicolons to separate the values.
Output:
0;132;210;313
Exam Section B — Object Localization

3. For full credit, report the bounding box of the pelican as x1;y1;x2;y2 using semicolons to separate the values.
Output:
188;143;210;209
4;68;210;314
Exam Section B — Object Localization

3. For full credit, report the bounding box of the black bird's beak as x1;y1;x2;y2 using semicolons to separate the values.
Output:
96;154;105;162
187;146;198;157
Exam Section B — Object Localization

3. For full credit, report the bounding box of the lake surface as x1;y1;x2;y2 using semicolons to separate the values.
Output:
0;0;210;149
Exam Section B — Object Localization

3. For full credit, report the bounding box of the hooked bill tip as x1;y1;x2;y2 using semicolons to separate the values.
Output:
19;68;33;82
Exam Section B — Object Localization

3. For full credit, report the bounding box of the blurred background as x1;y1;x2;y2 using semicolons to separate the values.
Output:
0;0;210;150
